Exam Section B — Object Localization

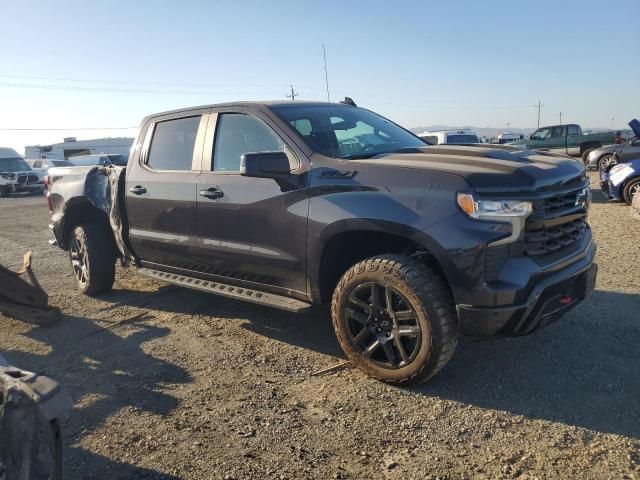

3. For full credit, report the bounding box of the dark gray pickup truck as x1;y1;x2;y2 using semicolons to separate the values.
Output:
47;100;597;385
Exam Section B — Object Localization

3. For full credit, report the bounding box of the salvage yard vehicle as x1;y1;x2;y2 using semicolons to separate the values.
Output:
585;119;640;171
69;153;128;167
27;158;74;171
0;148;45;197
47;100;597;385
418;129;480;145
600;156;640;205
507;123;615;160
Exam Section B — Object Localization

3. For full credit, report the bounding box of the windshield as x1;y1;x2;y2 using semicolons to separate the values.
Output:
0;157;31;172
105;154;127;166
446;134;479;144
271;105;426;159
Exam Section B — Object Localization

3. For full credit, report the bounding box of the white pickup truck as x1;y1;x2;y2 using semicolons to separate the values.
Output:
0;148;45;197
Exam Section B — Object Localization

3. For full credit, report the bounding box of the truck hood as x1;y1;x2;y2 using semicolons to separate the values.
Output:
353;145;586;193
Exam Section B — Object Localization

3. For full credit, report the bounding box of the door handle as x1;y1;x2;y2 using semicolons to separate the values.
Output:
129;185;147;195
199;187;224;199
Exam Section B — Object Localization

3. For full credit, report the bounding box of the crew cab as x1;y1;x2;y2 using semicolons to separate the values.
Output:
47;101;597;385
508;124;615;159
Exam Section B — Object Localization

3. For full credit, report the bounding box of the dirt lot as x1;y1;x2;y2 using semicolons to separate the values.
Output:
1;172;639;480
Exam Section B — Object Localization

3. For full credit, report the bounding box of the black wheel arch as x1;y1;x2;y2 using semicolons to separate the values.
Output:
309;220;452;304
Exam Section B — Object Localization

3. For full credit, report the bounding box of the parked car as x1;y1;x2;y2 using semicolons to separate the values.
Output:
0;148;45;197
69;154;128;167
491;133;525;144
27;158;75;171
507;124;615;159
47;100;597;385
418;129;480;145
599;156;640;205
585;119;640;171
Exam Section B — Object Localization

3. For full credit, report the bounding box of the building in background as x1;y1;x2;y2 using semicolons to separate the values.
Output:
25;137;133;160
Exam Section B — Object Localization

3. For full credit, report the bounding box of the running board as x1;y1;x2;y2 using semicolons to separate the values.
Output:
137;268;312;313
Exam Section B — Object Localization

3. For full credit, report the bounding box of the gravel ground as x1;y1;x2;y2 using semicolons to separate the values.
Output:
1;172;639;480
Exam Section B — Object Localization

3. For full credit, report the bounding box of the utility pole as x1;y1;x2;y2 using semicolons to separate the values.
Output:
558;112;563;125
506;121;511;133
286;84;298;101
611;117;615;129
533;100;543;129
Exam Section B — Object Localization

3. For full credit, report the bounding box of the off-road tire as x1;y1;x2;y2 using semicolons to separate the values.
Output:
331;254;459;385
623;178;640;205
68;223;116;295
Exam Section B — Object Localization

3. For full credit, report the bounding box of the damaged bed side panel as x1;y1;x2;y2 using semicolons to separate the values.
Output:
47;165;133;259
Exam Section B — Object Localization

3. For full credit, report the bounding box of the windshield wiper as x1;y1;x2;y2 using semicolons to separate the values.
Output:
340;152;379;160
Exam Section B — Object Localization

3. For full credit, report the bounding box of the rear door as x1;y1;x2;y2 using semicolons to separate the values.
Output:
194;108;310;296
125;109;209;270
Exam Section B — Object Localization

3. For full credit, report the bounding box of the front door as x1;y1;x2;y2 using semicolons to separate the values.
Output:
125;112;208;270
194;111;309;296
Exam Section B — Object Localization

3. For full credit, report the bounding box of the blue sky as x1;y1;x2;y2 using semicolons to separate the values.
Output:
1;0;638;153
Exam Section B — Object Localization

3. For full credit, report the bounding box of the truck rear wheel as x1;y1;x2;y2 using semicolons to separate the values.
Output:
331;254;459;385
68;223;116;295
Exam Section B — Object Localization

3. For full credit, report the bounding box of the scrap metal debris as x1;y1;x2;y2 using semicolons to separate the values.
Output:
311;360;352;377
0;251;60;326
0;354;72;480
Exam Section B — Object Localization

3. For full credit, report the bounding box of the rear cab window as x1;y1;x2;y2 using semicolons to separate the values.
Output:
146;115;202;171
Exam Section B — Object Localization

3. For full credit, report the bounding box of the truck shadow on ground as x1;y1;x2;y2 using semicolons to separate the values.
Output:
2;312;189;480
413;289;640;439
97;283;640;439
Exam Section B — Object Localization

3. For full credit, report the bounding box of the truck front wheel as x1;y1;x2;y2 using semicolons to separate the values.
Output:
331;254;459;385
68;223;116;295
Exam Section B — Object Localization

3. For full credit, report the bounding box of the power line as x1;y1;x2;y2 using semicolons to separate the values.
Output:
0;82;292;96
0;127;137;131
0;73;325;91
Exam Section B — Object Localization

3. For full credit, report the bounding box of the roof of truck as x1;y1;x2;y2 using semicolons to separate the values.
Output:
146;101;354;119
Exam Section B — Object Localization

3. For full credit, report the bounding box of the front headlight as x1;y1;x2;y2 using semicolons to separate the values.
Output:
457;193;532;219
608;163;626;175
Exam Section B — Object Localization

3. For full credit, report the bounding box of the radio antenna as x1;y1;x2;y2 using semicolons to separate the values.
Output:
322;45;330;103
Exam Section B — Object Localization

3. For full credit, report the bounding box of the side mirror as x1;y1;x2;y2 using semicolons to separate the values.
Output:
240;151;291;179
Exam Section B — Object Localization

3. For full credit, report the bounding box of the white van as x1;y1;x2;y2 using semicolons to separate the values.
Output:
0;148;45;197
418;129;480;145
69;154;128;167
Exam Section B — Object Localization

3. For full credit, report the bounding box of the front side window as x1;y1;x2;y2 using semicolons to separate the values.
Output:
272;105;425;159
213;113;284;172
147;115;201;171
532;128;551;140
551;126;564;138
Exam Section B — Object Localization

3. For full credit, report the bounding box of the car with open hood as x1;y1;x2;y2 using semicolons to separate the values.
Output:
585;119;640;171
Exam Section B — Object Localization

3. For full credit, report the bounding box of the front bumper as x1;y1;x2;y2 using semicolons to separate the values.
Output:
457;239;597;336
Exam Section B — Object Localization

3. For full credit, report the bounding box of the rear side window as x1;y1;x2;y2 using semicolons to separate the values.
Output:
446;134;479;144
213;113;284;172
568;125;580;136
147;116;201;171
421;135;438;145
